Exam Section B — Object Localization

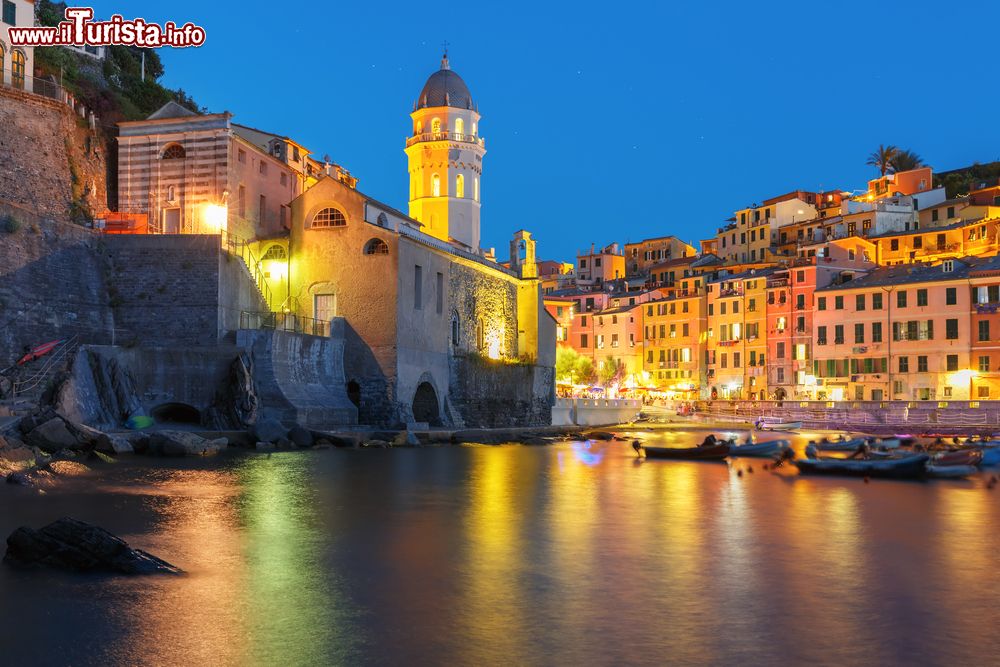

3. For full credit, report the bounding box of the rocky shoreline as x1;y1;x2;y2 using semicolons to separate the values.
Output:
0;408;606;488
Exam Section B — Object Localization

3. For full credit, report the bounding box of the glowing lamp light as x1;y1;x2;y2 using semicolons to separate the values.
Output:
204;203;228;231
265;259;287;280
950;369;977;384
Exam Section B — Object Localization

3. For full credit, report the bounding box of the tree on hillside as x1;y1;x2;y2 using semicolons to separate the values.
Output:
890;149;925;173
866;144;899;176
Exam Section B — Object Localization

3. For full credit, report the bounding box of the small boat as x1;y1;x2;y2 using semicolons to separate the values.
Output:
815;437;868;452
926;464;978;479
873;438;901;450
980;448;1000;466
794;453;930;480
641;443;730;461
933;450;983;467
728;440;790;458
755;419;802;431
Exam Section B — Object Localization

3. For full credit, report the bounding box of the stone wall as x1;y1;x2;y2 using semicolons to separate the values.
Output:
0;206;113;363
0;86;107;220
103;234;267;346
448;355;554;428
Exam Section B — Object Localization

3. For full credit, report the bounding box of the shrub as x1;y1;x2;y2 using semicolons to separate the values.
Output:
1;214;21;234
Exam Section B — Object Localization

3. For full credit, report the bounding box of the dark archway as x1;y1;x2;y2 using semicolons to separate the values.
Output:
346;380;361;408
151;402;201;424
412;382;441;426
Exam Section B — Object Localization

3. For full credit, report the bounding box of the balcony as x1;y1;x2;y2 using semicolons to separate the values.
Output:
405;132;485;148
976;302;1000;314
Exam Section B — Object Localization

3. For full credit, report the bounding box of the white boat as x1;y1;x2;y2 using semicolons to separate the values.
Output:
755;419;802;431
728;439;790;458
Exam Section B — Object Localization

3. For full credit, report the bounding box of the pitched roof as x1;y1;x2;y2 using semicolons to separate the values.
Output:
816;258;986;292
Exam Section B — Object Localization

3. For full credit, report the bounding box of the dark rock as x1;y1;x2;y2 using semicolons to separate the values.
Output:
148;431;225;457
287;426;313;448
6;471;32;486
25;418;82;453
4;517;182;575
252;417;286;444
276;437;293;450
54;448;78;459
255;441;275;452
585;431;615;441
94;433;134;455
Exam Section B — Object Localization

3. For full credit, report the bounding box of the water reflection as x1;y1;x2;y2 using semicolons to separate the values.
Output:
3;436;1000;665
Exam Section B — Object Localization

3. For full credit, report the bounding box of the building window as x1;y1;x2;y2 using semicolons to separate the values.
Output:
312;207;347;228
364;238;389;255
10;49;24;89
855;323;864;344
946;319;959;340
899;356;909;373
238;149;246;163
817;297;826;311
872;322;883;342
916;356;928;373
238;185;246;217
947;354;959;372
280;172;288;186
917;289;928;307
980;356;990;373
454;117;464;136
431;118;441;134
835;296;844;310
161;143;186;159
980;320;990;342
166;185;176;202
431;173;441;197
455;173;464;198
259;162;268;176
414;265;423;310
259;195;266;224
261;244;286;261
897;291;907;308
451;313;460;347
856;294;865;311
474;177;480;202
2;0;16;24
946;287;957;305
873;293;883;310
436;272;444;314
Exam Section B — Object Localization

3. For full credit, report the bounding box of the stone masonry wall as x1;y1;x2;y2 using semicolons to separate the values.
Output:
0;87;107;220
448;355;554;428
0;206;113;364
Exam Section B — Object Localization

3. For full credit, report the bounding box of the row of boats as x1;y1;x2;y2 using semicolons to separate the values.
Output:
635;433;1000;480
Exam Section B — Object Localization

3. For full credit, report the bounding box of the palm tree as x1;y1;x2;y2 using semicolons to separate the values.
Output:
867;144;899;176
889;149;925;173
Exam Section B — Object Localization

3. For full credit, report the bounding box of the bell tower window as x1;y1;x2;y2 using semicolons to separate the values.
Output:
474;177;479;202
431;174;441;197
431;118;441;134
455;118;464;136
456;174;465;198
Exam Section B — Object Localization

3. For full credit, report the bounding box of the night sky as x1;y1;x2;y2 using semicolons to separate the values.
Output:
108;1;1000;261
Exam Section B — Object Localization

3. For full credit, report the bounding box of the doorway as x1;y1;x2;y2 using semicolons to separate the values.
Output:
162;208;181;234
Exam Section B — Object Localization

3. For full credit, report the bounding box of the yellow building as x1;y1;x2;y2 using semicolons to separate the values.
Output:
641;287;707;398
706;269;773;399
872;218;1000;266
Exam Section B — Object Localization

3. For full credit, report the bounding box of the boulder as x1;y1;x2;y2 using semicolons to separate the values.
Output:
252;418;286;444
47;460;90;477
149;431;226;457
6;471;32;486
94;433;134;455
255;441;275;452
276;437;293;450
4;517;182;575
25;418;83;453
287;426;313;448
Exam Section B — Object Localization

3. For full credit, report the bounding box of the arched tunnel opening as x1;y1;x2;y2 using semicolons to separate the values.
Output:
150;402;202;425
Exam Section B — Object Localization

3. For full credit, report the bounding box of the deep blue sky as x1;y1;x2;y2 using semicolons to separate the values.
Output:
107;1;1000;261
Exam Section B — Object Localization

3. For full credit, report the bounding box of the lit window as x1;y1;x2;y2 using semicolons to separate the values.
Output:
312;207;346;228
455;174;464;198
11;49;25;90
455;118;464;136
472;121;477;135
364;238;389;255
431;174;441;197
161;143;186;159
431;118;441;134
474;177;479;202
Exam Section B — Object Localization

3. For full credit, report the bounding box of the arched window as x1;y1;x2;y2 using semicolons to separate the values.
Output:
474;177;480;202
451;311;460;347
11;50;25;90
431;118;441;134
455;174;465;198
161;143;186;159
364;238;389;255
166;185;176;201
454;118;464;136
472;121;477;135
312;207;347;228
431;174;441;197
261;244;287;261
416;121;422;134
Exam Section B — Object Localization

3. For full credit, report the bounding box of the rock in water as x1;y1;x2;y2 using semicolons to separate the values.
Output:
287;426;313;448
4;518;181;575
252;417;286;444
25;418;83;453
148;431;226;457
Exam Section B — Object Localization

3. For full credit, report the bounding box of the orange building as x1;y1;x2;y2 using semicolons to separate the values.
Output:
576;243;625;288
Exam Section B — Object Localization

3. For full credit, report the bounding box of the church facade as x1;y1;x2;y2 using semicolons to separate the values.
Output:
279;55;555;427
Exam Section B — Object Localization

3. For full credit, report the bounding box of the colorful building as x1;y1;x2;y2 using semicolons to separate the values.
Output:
576;243;626;288
624;235;696;277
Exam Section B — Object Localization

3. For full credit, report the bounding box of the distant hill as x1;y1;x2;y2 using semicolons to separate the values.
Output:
934;161;1000;199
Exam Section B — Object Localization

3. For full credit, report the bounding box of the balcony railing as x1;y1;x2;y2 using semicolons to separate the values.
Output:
405;132;485;148
0;71;67;102
240;311;330;337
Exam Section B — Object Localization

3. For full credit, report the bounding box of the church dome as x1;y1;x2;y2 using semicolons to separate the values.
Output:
416;54;475;110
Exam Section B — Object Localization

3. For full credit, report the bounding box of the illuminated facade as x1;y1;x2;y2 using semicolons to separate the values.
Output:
624;235;696;277
405;53;485;250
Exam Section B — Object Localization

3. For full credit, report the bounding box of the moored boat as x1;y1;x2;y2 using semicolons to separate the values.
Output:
728;440;790;458
815;437;867;452
926;464;978;479
641;443;730;461
933;449;983;467
794;453;930;480
755;419;802;431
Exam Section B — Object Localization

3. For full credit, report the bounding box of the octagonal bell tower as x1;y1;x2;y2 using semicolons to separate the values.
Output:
405;52;485;250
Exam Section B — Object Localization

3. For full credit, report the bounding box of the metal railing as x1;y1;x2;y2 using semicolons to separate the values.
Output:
0;71;66;102
11;335;79;397
222;232;272;309
240;311;330;337
405;131;484;147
